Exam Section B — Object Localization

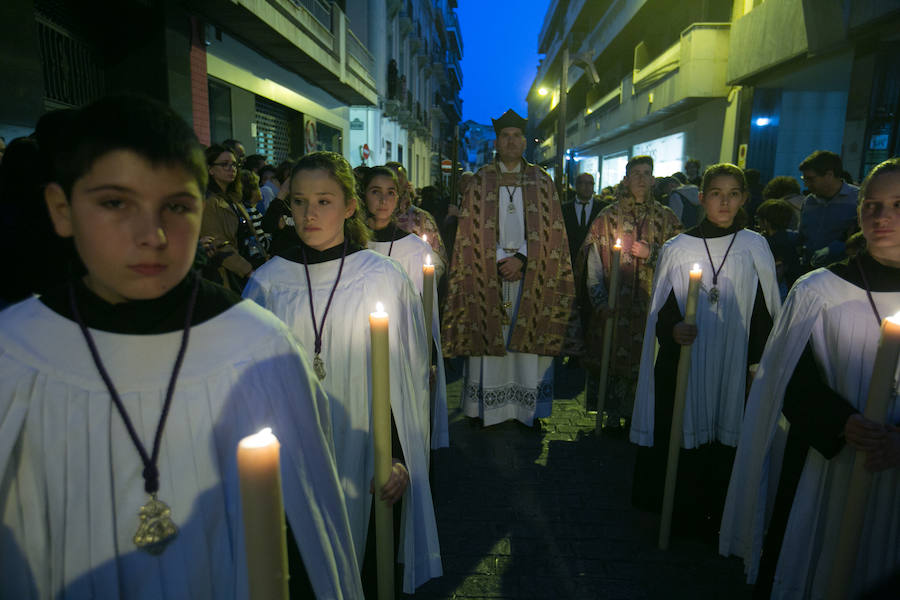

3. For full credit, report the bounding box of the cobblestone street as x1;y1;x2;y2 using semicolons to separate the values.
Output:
409;363;753;599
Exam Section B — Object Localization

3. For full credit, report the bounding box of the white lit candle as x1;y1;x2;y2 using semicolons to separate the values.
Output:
659;263;702;550
828;310;900;598
423;254;435;385
595;237;624;429
368;302;394;599
237;427;289;600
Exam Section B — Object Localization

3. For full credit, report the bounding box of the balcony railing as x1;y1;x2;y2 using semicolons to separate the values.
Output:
288;0;331;30
347;28;374;75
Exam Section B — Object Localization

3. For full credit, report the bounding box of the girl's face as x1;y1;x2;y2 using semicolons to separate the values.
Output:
365;175;399;227
45;149;203;304
290;168;355;251
859;170;900;261
209;151;237;188
700;175;747;228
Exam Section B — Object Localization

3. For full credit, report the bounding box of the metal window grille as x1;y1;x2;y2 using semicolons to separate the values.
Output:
255;96;292;164
35;12;104;109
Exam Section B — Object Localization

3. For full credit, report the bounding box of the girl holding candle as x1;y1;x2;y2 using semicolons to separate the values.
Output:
720;158;900;598
362;166;449;449
630;163;781;539
0;96;360;599
243;152;442;595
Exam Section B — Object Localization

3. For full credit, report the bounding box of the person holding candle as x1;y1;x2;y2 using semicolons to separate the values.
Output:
580;155;683;432
630;163;781;539
243;152;442;595
0;95;361;599
720;158;900;598
362;165;449;449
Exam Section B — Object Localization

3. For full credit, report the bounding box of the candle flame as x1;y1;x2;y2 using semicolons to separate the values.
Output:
888;311;900;325
614;238;622;249
240;427;277;448
426;254;432;266
692;263;701;271
376;302;385;313
422;234;427;243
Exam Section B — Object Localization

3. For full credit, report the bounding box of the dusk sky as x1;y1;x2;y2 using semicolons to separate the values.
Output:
457;0;552;125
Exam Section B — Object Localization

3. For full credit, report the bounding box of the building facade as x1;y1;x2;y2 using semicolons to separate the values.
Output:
0;0;463;188
526;0;900;192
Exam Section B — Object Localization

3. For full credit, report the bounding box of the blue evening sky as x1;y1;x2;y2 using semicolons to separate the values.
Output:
457;0;552;125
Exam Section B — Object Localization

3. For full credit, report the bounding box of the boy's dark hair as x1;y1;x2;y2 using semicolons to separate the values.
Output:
701;163;747;194
52;94;206;198
626;155;653;174
756;199;795;231
798;150;842;176
243;154;267;173
259;164;277;179
685;158;701;170
763;176;801;200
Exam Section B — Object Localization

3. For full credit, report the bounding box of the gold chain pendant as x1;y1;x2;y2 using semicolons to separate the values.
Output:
134;493;178;555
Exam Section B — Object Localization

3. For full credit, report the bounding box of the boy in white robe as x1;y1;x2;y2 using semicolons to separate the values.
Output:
0;95;361;599
720;158;900;598
630;164;781;540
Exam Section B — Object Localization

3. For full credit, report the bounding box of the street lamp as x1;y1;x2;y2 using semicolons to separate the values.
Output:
553;48;600;202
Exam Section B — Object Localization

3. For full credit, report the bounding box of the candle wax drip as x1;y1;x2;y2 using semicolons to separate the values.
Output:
134;494;178;555
313;354;326;380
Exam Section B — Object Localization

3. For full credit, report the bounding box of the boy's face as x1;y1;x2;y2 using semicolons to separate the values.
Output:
624;163;654;200
46;149;203;304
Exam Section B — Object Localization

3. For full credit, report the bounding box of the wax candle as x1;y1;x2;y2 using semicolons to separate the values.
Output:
685;263;702;324
659;263;702;550
595;237;624;429
237;427;289;600
423;253;436;397
368;302;394;599
609;238;622;310
828;310;900;599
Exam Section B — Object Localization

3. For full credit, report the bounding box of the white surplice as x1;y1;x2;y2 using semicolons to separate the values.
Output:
461;161;553;427
243;250;442;593
369;233;449;448
0;298;360;600
631;229;781;448
719;268;900;597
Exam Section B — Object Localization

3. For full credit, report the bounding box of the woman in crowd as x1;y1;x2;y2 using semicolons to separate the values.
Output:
201;145;256;289
630;163;781;539
243;152;442;595
720;158;900;598
361;165;448;449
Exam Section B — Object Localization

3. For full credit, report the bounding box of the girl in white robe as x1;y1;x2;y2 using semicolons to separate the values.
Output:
243;152;442;595
361;166;449;449
630;164;781;538
720;158;900;598
0;96;360;599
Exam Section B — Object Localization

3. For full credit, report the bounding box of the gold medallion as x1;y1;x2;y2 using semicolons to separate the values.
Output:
134;494;178;555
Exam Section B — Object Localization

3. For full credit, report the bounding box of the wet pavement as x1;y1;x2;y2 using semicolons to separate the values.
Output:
408;362;753;599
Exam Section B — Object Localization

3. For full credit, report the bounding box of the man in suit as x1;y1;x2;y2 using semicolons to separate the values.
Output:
562;172;606;268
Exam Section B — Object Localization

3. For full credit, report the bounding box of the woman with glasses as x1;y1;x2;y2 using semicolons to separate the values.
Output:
201;145;256;290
